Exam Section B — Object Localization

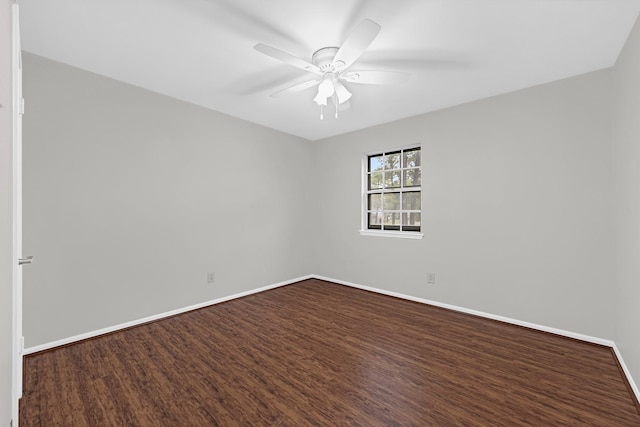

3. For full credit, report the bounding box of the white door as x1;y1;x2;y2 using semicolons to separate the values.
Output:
12;3;26;424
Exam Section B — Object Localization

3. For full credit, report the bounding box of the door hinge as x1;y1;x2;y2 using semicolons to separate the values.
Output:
19;97;24;115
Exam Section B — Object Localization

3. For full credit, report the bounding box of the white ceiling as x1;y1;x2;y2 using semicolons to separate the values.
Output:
18;0;640;141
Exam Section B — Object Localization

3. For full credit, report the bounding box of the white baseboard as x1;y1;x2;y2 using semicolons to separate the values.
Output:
310;275;613;346
612;343;640;405
23;274;313;355
22;273;639;407
310;274;640;405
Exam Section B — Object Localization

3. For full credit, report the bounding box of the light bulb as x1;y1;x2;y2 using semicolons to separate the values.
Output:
314;76;335;106
335;83;352;104
318;77;335;97
313;92;328;106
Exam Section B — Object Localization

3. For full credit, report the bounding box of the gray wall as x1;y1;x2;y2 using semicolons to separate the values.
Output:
612;15;640;388
1;0;14;423
22;53;313;347
21;30;640;391
311;70;615;339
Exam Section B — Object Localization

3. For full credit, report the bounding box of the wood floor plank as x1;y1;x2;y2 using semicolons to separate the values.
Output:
20;279;640;426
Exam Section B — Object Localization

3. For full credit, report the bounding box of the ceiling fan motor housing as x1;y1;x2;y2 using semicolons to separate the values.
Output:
312;47;343;72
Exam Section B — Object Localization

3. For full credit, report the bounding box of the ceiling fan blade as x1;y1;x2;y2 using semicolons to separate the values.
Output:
271;79;321;97
356;50;469;70
341;70;409;84
254;43;322;75
332;19;381;71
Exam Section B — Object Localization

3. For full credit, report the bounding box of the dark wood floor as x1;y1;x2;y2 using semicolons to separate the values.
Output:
20;279;640;426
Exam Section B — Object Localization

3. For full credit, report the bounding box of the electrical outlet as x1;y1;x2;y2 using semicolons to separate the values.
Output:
207;272;215;284
427;273;436;285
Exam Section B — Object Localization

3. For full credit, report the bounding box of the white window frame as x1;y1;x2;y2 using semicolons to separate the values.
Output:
359;144;424;239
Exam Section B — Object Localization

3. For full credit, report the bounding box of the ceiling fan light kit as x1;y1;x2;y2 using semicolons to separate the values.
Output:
254;19;409;120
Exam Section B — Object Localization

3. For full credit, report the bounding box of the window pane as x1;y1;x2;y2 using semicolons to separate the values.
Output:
383;193;400;210
403;148;421;168
368;194;382;211
384;170;401;188
369;155;383;172
402;191;421;210
402;212;421;227
369;172;383;190
384;212;401;226
404;168;421;187
385;152;401;170
368;212;382;229
384;212;401;230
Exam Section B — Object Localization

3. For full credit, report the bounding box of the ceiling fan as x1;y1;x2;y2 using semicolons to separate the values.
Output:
254;19;409;119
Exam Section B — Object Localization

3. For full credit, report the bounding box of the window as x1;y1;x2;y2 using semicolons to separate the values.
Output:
361;145;422;239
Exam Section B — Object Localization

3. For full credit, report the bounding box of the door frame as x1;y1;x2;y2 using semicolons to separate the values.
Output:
12;2;24;424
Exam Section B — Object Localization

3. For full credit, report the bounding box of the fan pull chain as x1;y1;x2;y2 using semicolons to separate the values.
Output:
320;105;324;120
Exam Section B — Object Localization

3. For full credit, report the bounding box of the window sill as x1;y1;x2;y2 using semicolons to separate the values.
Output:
359;230;424;240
